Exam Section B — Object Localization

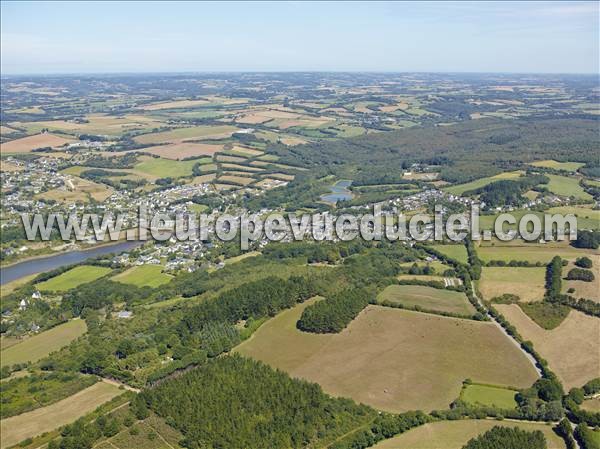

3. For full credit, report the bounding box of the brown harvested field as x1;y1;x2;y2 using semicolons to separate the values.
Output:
479;267;546;302
236;113;274;124
36;177;112;203
236;301;538;413
280;135;308;146
562;255;600;302
215;154;248;163
141;142;222;159
217;175;255;186
581;397;600;412
220;163;262;172
1;133;73;153
496;304;600;390
0;161;24;172
372;419;566;449
139;99;211;110
477;240;598;264
189;173;217;184
0;381;123;449
264;172;295;181
228;145;263;157
275;118;333;129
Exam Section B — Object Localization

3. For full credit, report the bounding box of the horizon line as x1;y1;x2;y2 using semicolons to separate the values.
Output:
2;70;599;77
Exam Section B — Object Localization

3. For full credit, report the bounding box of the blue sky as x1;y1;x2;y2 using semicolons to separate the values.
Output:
1;1;598;74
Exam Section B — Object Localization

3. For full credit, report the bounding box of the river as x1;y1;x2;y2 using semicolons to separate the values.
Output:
0;241;143;285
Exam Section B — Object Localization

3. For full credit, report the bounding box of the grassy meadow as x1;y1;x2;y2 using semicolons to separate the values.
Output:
460;383;518;409
112;264;172;288
36;265;112;292
236;302;538;413
377;284;475;316
1;319;87;367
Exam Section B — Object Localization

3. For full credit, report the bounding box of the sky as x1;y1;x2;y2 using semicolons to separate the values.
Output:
1;1;598;74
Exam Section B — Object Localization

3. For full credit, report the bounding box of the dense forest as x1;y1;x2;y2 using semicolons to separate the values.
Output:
297;288;371;333
137;355;376;449
461;426;548;449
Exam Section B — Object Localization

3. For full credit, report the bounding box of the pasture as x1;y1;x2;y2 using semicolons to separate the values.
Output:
460;383;518;409
581;398;600;412
529;160;584;172
546;174;593;201
1;133;73;153
561;255;600;302
36;265;112;292
134;125;237;145
141;142;222;159
479;267;546;302
445;171;523;195
236;301;538;412
431;244;468;263
0;319;87;367
218;174;255;185
112;264;172;288
36;177;113;203
496;305;599;390
547;205;600;231
377;284;475;316
12;114;163;137
372;420;566;449
477;241;597;264
0;382;122;449
134;156;199;178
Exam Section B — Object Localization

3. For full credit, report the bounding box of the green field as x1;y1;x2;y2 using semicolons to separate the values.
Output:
431;244;468;263
377;284;475;316
445;171;523;195
460;383;518;409
1;319;87;367
479;266;546;302
529;160;584;172
0;381;122;449
477;241;597;264
134;157;199;178
36;265;112;292
546;174;593;201
372;419;566;449
134;125;238;144
547;205;600;230
112;264;172;288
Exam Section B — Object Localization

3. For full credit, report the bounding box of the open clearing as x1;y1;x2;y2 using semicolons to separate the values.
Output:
36;176;113;203
431;244;468;264
561;255;600;302
477;241;598;264
496;305;600;390
460;384;518;409
445;171;523;195
112;264;172;288
546;174;593;201
0;381;122;449
581;397;600;412
133;125;237;145
12;114;163;137
139;98;213;110
372;419;565;449
1;133;73;153
1;319;87;367
529;160;584;172
134;156;199;178
479;267;546;302
547;205;600;231
36;265;112;292
141;142;222;159
377;284;475;316
236;301;538;412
